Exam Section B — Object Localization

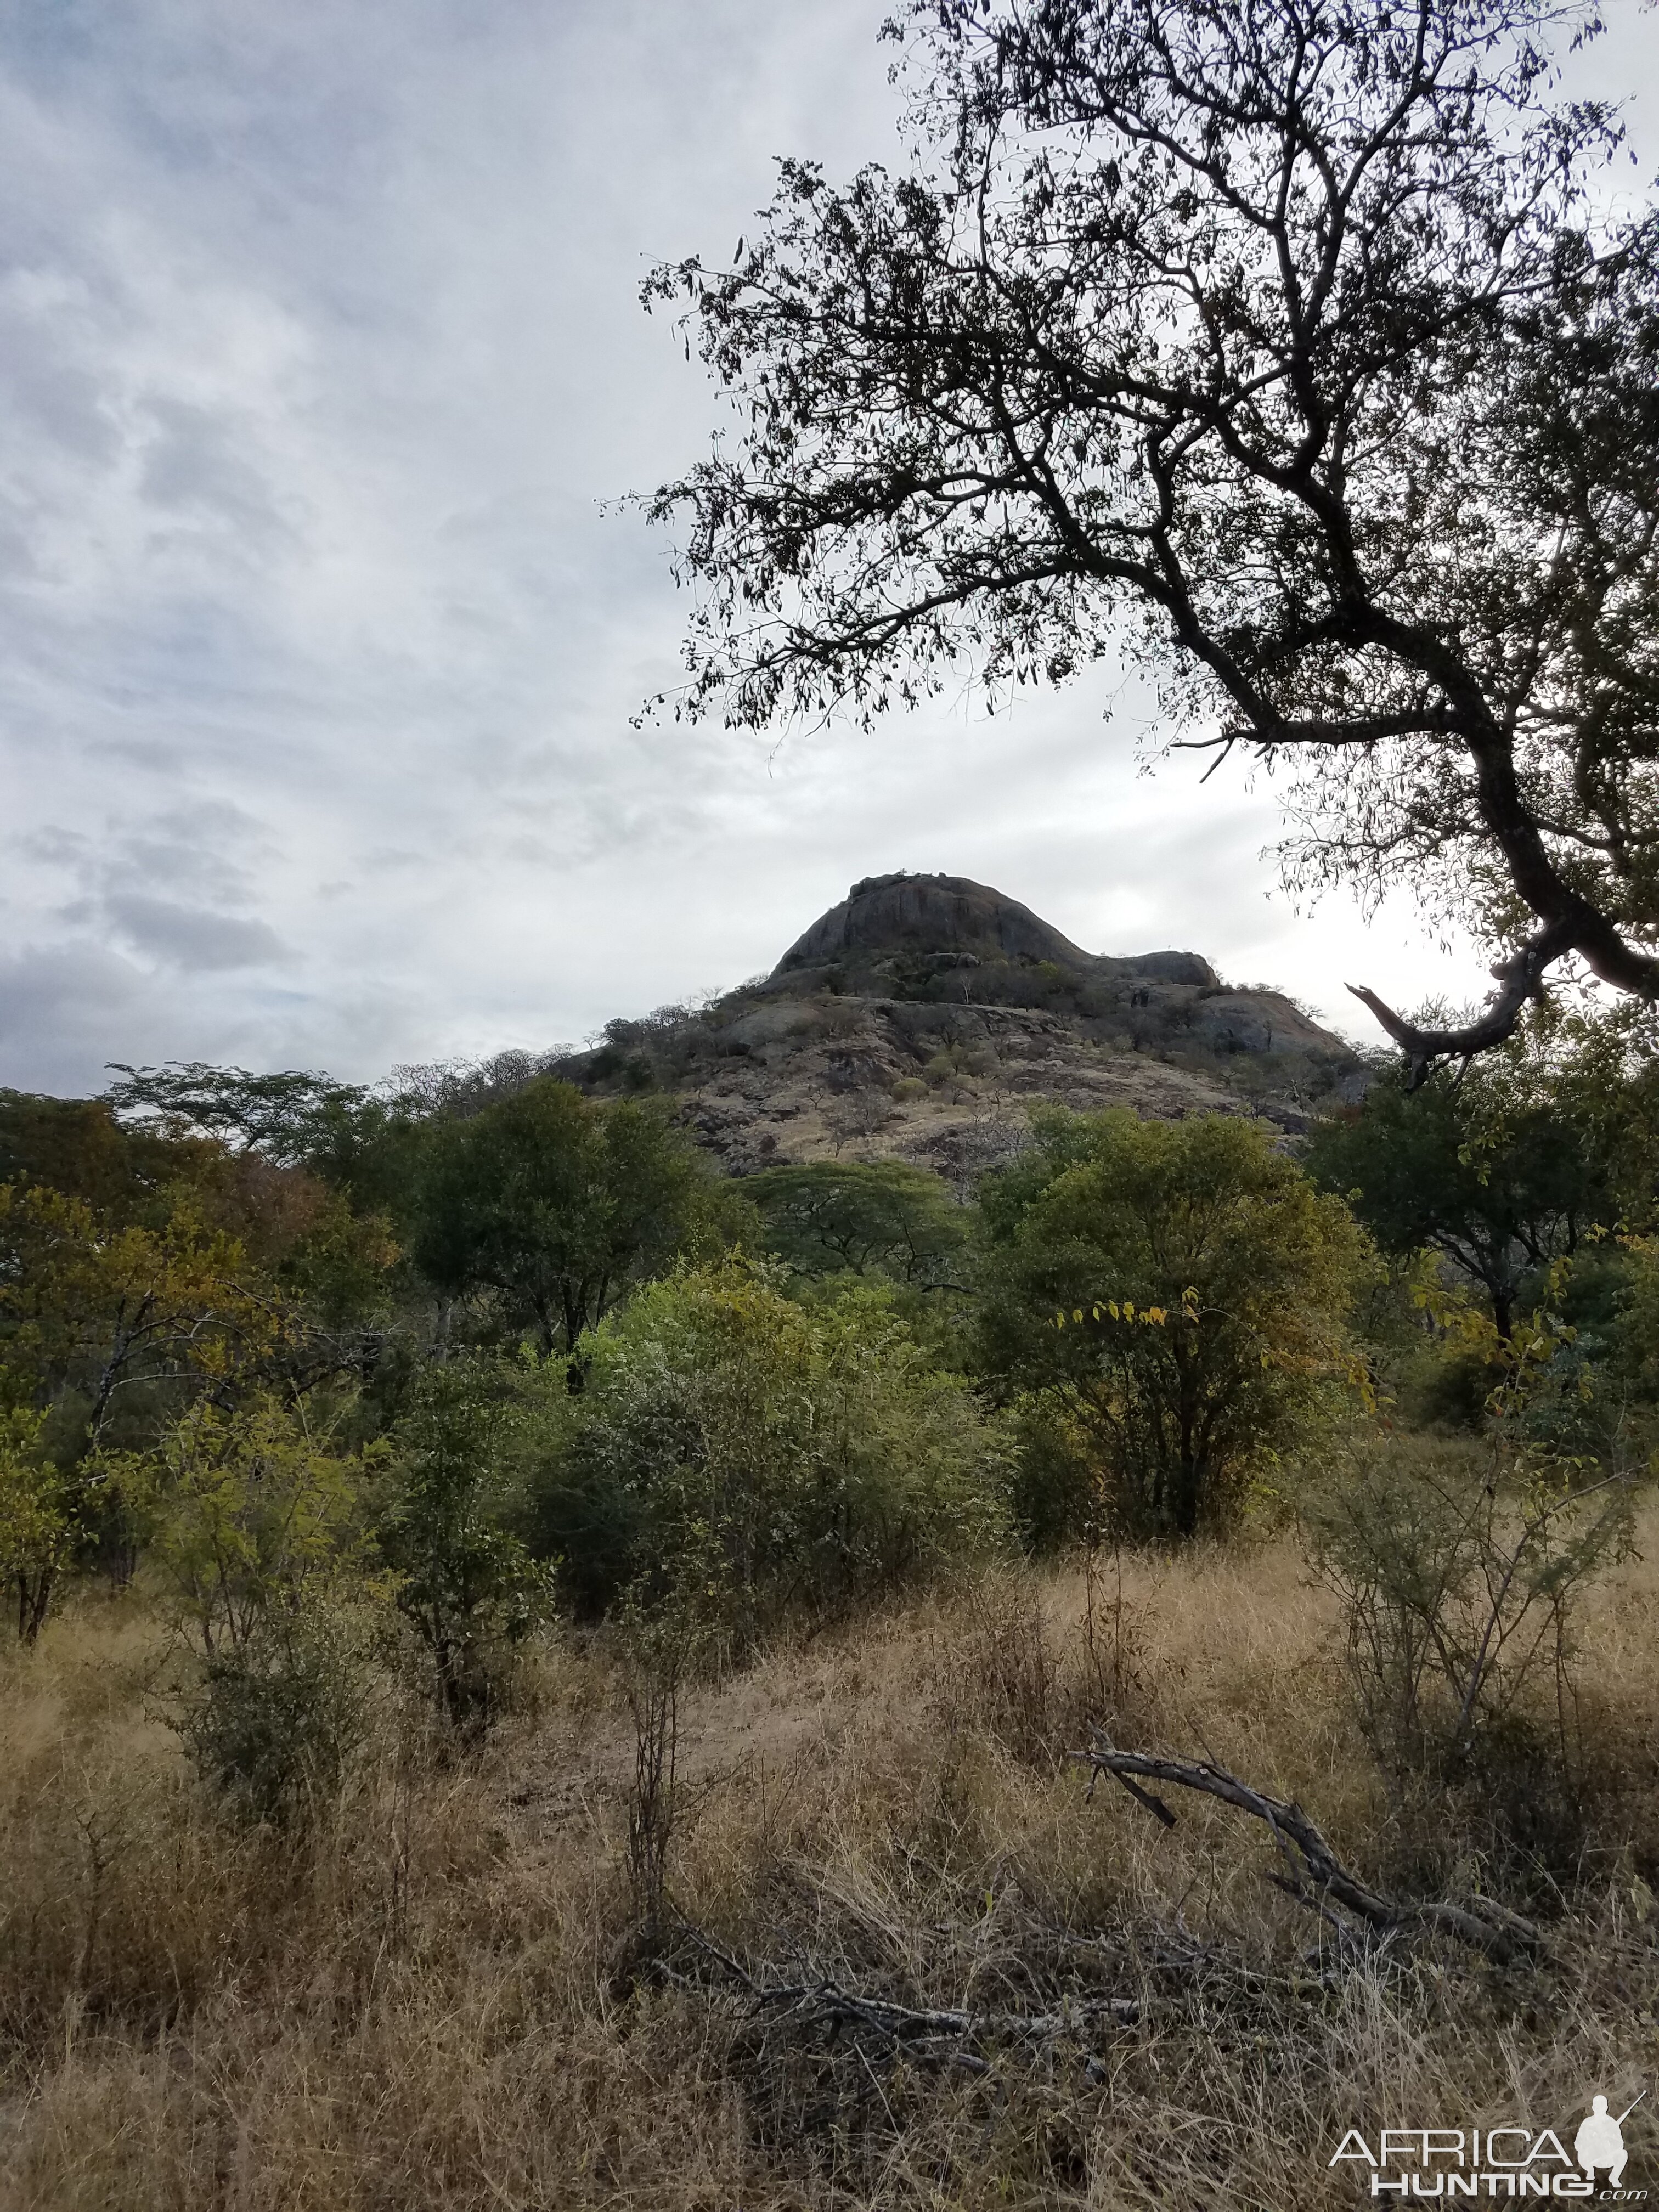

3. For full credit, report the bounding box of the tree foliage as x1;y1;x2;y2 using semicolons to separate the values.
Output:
0;1183;273;1448
124;1393;373;1659
409;1079;726;1356
645;0;1659;1072
103;1061;396;1174
0;1407;72;1643
1306;1063;1618;1341
745;1159;968;1285
377;1362;551;1733
977;1109;1372;1536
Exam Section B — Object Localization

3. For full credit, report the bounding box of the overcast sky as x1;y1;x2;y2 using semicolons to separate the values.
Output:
2;0;1655;1096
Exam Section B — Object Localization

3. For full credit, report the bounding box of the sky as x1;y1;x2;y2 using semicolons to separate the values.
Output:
2;0;1656;1097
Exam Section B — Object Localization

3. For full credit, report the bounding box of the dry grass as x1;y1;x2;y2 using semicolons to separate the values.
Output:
3;1516;1658;2210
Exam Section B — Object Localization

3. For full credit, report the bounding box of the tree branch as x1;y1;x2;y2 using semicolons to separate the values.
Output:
1074;1737;1539;1961
1346;917;1575;1086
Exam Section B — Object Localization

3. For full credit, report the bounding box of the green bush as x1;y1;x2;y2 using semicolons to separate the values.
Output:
1002;1395;1100;1553
377;1362;553;1734
524;1260;1009;1647
179;1600;374;1827
132;1393;370;1658
977;1109;1374;1539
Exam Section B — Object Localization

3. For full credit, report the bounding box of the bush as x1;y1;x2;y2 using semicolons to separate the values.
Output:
378;1362;554;1734
179;1600;374;1826
977;1109;1373;1538
1002;1395;1100;1553
525;1260;1010;1647
1304;1432;1635;1800
0;1404;76;1643
132;1393;370;1658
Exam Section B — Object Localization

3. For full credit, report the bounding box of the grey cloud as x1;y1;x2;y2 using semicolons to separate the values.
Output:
0;324;116;463
21;825;89;865
0;938;170;1094
137;397;292;547
109;802;271;905
103;893;289;971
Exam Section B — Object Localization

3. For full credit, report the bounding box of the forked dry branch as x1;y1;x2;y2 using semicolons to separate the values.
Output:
1073;1738;1541;1963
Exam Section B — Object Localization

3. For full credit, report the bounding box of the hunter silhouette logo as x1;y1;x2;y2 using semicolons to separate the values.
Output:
1576;2094;1644;2192
1330;2088;1648;2197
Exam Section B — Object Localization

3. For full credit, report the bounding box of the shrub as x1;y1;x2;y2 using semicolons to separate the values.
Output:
1003;1395;1099;1553
1304;1312;1638;1798
0;1404;75;1643
377;1361;553;1734
113;1393;382;1818
977;1109;1373;1538
127;1392;371;1658
526;1260;1009;1647
179;1600;374;1826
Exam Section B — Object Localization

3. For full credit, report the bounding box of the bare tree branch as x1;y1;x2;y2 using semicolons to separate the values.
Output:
1073;1737;1540;1961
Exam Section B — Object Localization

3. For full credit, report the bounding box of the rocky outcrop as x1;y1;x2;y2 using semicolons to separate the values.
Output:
771;871;1218;990
557;871;1366;1169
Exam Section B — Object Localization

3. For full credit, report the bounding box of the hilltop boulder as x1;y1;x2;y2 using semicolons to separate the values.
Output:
771;871;1217;990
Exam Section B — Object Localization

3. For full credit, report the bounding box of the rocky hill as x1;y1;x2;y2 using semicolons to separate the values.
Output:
555;872;1368;1180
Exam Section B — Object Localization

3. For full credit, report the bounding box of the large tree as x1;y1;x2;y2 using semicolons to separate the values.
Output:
644;0;1659;1077
745;1159;968;1285
975;1109;1369;1536
409;1080;721;1357
1306;1064;1611;1340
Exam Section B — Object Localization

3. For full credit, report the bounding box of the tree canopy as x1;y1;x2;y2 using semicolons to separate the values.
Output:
1307;1070;1607;1342
744;1159;968;1285
1306;1013;1659;1336
645;0;1659;1075
976;1108;1370;1536
408;1079;724;1356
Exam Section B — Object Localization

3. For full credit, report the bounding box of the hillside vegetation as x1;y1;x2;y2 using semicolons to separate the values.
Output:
2;995;1657;2208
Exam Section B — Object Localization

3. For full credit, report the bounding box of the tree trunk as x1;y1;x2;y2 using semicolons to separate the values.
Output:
16;1567;53;1645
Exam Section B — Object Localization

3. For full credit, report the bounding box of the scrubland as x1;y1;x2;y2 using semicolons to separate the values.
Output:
4;1514;1657;2212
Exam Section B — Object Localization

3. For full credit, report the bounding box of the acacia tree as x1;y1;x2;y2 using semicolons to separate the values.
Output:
746;1160;968;1284
644;0;1659;1077
1306;1062;1613;1340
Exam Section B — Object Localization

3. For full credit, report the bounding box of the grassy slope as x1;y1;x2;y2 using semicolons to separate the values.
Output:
3;1521;1657;2210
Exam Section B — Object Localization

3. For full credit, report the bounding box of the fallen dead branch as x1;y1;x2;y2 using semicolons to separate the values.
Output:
1071;1737;1541;1963
665;1923;1139;2077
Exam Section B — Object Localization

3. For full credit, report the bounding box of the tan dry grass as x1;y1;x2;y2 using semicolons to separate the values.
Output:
2;1519;1657;2210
